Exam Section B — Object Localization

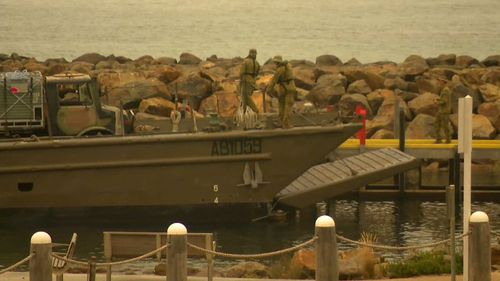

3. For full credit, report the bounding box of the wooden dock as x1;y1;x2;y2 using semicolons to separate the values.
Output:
337;139;500;159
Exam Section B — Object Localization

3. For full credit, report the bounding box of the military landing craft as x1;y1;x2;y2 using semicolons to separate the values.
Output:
0;71;362;209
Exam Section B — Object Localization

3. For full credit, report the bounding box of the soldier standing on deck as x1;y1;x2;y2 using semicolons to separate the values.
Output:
266;56;296;129
239;49;260;113
435;86;452;143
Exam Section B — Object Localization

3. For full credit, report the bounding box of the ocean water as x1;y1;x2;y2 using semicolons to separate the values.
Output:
0;0;499;63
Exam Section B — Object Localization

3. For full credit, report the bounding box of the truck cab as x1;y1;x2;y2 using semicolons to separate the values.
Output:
1;71;123;137
45;72;124;136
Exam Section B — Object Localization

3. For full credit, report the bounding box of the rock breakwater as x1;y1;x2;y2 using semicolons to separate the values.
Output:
1;52;500;139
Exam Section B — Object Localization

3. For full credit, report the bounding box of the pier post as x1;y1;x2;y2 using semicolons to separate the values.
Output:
446;185;456;281
167;223;187;281
398;107;406;194
29;231;52;281
469;211;491;281
315;215;338;281
87;256;96;281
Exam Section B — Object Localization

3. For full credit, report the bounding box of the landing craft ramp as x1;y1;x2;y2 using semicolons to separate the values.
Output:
275;148;420;208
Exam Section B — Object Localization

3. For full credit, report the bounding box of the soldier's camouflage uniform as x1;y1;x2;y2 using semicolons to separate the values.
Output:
267;56;296;129
435;87;452;143
239;49;260;113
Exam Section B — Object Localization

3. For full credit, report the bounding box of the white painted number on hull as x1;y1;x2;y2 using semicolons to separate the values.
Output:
213;185;219;204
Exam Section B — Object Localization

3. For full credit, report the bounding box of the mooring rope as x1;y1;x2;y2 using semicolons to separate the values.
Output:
187;236;317;259
0;253;34;274
336;232;471;251
51;244;169;268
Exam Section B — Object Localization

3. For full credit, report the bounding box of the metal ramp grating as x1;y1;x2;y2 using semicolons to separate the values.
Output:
276;148;420;208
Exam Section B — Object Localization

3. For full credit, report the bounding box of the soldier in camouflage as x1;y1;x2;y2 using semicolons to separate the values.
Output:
239;49;260;113
266;56;296;129
435;86;452;143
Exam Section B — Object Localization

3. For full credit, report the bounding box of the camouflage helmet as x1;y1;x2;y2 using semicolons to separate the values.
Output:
249;49;257;55
272;55;283;63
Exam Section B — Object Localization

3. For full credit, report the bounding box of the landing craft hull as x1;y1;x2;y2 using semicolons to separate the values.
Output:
0;124;361;209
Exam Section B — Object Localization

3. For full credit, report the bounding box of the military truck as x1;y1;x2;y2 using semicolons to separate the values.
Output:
0;71;124;137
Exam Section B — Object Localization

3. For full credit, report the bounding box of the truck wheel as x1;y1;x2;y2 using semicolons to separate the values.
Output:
77;128;114;137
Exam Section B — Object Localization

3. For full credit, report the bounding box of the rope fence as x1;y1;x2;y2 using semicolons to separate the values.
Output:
187;236;317;259
51;244;169;269
0;253;34;274
336;232;471;251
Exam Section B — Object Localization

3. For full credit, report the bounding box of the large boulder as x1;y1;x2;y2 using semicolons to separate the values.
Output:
344;58;362;66
72;52;107;65
306;74;346;106
0;53;9;62
198;90;239;117
23;60;47;74
366;92;410;136
456;55;479;68
68;62;94;74
415;77;445;94
450;114;496;139
178;52;202;65
384;76;408;91
293;65;317;90
171;72;212;109
339;247;379;279
46;63;68;75
95;60;120;70
481;69;500;87
448;78;481;112
461;68;488;85
114;56;133;64
342;68;385;90
138;97;176;117
347;80;372;95
471;114;496;139
482;55;500;67
200;66;228;83
407;92;440;116
478;102;500;131
315;54;343;66
288;249;315;279
399;55;429;79
479;83;500;102
148;65;182;84
436;54;457;65
405;114;436;139
366;89;409;116
223;261;269;278
338;94;372;117
98;72;171;107
156;56;177;65
134;55;158;66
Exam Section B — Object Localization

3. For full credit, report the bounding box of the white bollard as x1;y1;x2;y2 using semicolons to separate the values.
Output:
469;211;491;281
315;215;338;281
167;223;187;281
29;231;52;281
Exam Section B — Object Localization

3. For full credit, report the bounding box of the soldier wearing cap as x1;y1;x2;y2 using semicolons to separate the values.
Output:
239;49;260;113
435;86;452;143
266;56;296;129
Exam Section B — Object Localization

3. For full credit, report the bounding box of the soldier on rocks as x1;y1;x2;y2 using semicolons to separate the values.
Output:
435;86;452;143
266;56;296;129
239;48;260;113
